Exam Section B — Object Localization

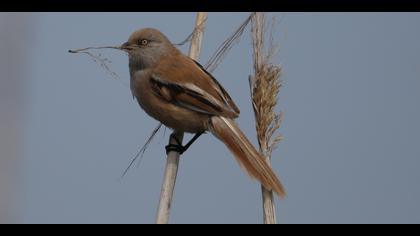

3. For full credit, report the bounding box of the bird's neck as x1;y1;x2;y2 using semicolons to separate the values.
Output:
129;54;149;76
128;46;180;77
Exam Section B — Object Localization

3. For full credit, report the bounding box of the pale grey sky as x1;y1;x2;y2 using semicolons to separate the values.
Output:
1;12;419;223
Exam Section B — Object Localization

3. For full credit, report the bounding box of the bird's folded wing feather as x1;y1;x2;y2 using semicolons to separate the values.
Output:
150;56;240;119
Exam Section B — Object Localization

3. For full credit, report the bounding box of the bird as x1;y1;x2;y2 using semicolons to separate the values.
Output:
121;28;286;198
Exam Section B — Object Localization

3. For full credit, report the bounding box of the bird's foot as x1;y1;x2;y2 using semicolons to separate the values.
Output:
165;132;204;155
165;134;186;154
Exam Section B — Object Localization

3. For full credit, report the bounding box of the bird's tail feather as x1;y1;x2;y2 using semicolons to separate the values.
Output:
209;116;286;198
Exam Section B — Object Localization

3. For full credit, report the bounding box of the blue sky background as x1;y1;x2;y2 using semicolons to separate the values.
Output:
1;12;419;223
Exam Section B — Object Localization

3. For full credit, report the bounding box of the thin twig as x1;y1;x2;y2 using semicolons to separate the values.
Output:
155;12;208;224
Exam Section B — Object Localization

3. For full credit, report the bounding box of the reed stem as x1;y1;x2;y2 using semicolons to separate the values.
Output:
155;12;208;224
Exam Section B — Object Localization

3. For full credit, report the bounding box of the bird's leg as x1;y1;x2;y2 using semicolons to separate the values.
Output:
181;132;204;153
165;132;204;155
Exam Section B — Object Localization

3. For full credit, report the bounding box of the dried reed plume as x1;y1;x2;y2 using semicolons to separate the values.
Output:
249;12;283;224
249;64;283;157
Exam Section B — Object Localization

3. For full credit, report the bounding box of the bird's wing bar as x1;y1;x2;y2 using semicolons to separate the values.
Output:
150;74;236;117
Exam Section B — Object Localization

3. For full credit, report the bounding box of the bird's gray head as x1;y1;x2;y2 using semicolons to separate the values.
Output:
121;28;173;71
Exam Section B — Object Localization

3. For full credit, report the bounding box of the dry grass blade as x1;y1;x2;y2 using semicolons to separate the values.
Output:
121;123;163;178
174;15;208;47
68;46;122;53
69;46;123;80
204;13;253;72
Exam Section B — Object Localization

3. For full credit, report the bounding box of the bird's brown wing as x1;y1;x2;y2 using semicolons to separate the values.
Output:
150;55;240;119
191;59;240;115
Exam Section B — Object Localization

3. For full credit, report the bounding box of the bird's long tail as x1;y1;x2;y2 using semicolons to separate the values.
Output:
209;116;286;198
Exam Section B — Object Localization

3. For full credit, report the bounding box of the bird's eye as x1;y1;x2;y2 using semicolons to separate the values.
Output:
139;39;149;46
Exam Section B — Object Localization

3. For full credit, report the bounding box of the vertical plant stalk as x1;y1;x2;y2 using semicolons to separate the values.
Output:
250;12;283;224
155;12;208;224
